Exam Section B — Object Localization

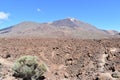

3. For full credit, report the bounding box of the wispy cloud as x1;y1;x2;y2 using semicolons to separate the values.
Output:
0;12;9;20
37;8;43;13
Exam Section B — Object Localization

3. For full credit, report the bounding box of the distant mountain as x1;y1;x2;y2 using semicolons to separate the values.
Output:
0;18;119;39
103;30;119;35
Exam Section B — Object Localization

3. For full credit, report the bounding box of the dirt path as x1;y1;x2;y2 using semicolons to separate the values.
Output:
97;49;118;80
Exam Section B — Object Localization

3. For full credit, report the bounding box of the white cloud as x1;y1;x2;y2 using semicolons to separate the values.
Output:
0;12;9;20
37;8;42;12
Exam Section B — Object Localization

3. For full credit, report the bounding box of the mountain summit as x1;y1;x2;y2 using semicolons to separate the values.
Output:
51;18;89;28
0;18;119;39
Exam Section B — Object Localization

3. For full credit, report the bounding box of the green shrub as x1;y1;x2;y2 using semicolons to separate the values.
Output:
12;55;47;80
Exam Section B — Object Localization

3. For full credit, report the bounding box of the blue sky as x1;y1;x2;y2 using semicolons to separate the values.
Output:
0;0;120;31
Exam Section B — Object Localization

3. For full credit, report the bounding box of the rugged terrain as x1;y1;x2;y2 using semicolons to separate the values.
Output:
0;18;120;80
0;38;120;80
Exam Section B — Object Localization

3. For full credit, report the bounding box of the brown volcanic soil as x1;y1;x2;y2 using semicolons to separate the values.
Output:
0;38;120;80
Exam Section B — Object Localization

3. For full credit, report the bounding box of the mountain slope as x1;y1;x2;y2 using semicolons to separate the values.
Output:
0;18;119;39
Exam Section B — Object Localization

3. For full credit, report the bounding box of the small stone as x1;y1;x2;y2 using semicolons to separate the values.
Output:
112;72;120;78
0;63;2;69
5;54;11;58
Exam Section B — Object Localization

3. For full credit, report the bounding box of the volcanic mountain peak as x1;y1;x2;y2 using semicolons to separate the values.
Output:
0;18;119;39
65;17;78;22
51;18;83;28
54;17;80;23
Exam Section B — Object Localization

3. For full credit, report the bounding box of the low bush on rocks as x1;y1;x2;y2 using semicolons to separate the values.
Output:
12;55;47;80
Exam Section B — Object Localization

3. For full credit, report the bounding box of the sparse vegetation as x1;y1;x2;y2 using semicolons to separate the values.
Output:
12;55;47;80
